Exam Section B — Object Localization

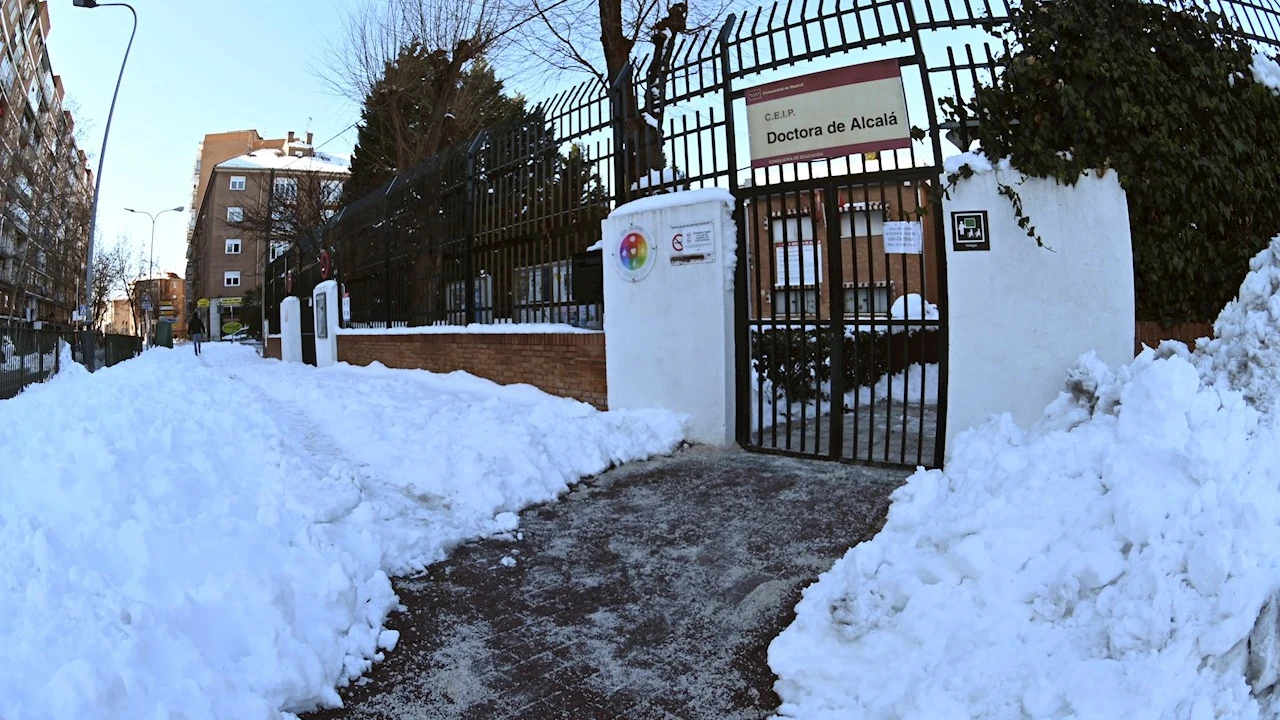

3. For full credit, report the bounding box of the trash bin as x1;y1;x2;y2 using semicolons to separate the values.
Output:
153;321;174;349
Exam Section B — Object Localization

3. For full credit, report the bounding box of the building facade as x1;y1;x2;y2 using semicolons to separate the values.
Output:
134;272;186;338
747;180;941;321
186;130;347;339
0;0;93;327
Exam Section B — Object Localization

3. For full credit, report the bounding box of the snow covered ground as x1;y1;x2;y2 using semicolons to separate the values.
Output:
0;344;683;719
769;238;1280;719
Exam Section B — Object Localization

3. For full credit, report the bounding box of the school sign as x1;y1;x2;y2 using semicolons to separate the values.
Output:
745;59;911;168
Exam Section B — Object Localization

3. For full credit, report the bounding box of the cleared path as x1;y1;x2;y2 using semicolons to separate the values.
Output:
307;448;907;720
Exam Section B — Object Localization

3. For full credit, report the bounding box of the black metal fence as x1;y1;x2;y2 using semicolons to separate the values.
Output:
266;0;1280;334
0;324;142;400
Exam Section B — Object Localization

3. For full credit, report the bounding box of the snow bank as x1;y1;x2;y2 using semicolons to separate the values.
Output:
770;236;1280;719
1251;52;1280;94
852;363;938;406
0;345;683;719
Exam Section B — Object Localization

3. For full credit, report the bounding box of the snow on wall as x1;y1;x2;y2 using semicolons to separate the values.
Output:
943;165;1135;455
1251;52;1280;94
769;235;1280;719
339;323;600;336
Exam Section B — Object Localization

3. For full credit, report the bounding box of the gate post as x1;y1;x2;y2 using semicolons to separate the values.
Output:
717;14;751;448
602;189;737;446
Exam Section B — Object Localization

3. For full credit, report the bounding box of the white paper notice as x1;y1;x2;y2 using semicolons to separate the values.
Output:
883;221;923;254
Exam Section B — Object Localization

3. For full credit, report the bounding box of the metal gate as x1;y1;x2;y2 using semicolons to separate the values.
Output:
736;159;947;468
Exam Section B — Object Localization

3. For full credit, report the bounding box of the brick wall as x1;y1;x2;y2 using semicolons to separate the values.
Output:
1135;321;1214;355
338;332;608;409
265;336;281;360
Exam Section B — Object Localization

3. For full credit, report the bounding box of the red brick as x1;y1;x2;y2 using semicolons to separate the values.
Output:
337;333;608;410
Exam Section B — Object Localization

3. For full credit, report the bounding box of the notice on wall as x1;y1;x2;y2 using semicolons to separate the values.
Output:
744;59;911;169
669;220;716;265
883;221;923;254
316;293;329;339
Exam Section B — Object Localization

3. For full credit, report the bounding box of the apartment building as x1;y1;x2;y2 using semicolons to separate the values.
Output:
186;130;347;339
0;0;93;327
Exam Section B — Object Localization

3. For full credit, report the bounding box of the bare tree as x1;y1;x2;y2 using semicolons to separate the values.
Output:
229;170;346;265
88;236;132;331
513;0;735;188
321;0;525;176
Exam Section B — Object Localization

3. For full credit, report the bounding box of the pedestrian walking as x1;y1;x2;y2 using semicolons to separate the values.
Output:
188;314;205;356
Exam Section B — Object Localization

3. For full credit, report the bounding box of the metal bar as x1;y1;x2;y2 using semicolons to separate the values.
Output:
824;180;845;460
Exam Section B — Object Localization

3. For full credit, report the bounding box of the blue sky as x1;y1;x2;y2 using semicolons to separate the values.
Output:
46;0;362;279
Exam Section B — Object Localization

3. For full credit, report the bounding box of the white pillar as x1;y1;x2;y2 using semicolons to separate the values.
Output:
279;296;303;363
602;188;737;446
313;280;339;367
943;168;1134;456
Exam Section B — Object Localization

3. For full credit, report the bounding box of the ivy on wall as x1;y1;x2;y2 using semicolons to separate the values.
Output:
938;0;1280;326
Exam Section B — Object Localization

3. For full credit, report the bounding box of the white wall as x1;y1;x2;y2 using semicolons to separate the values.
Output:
944;169;1134;455
313;280;339;368
279;296;303;364
603;188;737;446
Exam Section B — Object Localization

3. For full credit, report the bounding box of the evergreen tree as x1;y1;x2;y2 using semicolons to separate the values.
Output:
342;43;525;206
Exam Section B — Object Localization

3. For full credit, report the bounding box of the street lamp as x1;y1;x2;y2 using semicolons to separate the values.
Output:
124;205;183;345
74;0;137;370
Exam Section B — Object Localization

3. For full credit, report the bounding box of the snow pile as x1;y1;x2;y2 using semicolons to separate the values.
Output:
889;293;939;321
0;345;683;719
852;363;938;406
1251;52;1280;94
770;236;1280;719
631;167;687;192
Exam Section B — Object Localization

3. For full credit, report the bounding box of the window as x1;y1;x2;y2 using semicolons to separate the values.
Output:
322;179;344;201
773;241;822;287
225;238;242;255
229;176;246;191
843;284;892;316
224;271;241;287
772;288;819;316
226;207;243;223
273;177;297;198
769;216;815;243
838;206;886;238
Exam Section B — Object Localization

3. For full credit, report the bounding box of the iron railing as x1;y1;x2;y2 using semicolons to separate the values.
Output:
264;0;1280;334
0;323;142;400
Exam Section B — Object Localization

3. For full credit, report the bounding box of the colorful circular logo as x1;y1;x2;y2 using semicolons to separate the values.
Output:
615;225;657;282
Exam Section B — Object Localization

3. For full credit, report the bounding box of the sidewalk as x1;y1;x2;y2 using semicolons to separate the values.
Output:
307;448;907;720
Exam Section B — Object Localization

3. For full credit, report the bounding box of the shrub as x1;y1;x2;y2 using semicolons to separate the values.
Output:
941;0;1280;325
752;327;939;404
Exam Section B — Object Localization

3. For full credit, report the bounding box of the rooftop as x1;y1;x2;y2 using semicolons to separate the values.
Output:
216;148;350;175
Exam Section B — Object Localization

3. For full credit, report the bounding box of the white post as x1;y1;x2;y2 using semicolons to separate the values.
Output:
313;280;339;367
602;188;737;446
279;296;303;363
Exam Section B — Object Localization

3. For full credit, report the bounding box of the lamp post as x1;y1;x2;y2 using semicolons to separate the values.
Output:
73;0;136;370
124;205;183;345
